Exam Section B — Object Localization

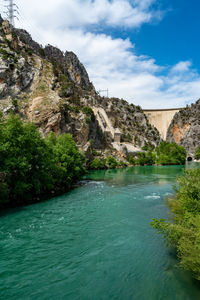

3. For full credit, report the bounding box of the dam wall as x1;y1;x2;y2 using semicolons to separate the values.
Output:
143;108;181;140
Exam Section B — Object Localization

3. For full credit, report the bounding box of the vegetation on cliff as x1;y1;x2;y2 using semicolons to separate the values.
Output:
127;141;186;166
194;146;200;160
0;114;85;207
151;169;200;280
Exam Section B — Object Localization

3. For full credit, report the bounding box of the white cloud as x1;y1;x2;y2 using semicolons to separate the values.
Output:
171;61;192;73
1;0;200;108
14;0;160;29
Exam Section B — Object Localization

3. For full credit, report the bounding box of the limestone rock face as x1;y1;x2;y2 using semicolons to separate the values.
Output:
14;28;42;55
97;97;161;148
0;16;161;162
0;22;36;100
65;51;92;90
44;45;93;90
167;100;200;158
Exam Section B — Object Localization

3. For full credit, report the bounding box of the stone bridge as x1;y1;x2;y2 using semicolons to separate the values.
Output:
143;108;182;140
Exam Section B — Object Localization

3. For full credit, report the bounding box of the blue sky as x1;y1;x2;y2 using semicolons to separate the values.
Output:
1;0;200;108
132;0;200;69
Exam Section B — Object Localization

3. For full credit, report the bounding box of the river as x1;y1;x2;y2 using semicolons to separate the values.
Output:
1;165;200;299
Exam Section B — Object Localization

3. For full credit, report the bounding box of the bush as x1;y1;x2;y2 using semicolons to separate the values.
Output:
82;106;93;115
127;155;136;165
90;158;107;170
155;141;186;165
107;156;118;169
136;151;156;166
194;146;200;160
45;132;85;189
0;114;85;207
151;169;200;280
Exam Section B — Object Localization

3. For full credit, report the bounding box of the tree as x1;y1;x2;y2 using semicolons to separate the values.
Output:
0;114;53;204
151;169;200;280
46;132;85;189
0;114;85;206
155;141;186;165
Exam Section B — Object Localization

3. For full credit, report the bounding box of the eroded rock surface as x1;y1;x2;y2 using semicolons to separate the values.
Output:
167;100;200;157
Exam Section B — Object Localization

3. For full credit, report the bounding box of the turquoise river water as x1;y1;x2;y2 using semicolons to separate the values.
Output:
1;165;200;300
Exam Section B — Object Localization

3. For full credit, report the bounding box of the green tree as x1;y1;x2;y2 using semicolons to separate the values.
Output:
156;141;186;165
151;169;200;280
46;132;85;189
0;114;85;207
0;114;53;204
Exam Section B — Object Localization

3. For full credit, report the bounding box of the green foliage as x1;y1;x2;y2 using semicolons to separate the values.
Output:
194;146;200;160
0;48;16;61
127;155;136;165
90;158;107;170
137;151;156;166
121;132;132;142
90;156;119;170
82;106;93;115
119;160;128;167
151;169;200;280
25;48;33;56
155;141;186;165
0;114;53;204
67;105;80;113
107;156;118;169
46;132;85;189
127;142;185;166
85;116;91;123
0;114;85;207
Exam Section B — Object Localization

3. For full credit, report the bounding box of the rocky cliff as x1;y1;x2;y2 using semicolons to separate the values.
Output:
0;16;161;163
166;99;200;158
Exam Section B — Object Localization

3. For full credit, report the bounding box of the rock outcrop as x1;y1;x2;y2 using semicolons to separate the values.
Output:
0;15;161;163
167;100;200;158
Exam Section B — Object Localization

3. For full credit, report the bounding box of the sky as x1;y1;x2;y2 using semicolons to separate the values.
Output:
1;0;200;108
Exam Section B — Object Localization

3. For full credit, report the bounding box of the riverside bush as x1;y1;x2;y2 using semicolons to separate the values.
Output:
194;146;200;160
0;114;85;207
151;169;200;280
155;141;186;165
90;158;107;170
89;156;119;170
107;156;118;169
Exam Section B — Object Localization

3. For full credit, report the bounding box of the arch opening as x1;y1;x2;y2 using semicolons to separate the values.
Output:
187;157;193;161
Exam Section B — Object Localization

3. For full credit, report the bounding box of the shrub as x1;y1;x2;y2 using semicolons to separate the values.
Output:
127;155;136;165
107;156;118;169
90;158;107;170
151;169;200;280
194;146;200;160
137;151;156;166
82;106;93;115
156;141;186;165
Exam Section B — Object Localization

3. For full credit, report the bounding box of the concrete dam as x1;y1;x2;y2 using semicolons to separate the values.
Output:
143;108;181;140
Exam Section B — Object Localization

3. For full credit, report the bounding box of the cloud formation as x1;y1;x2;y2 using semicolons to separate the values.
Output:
2;0;200;108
